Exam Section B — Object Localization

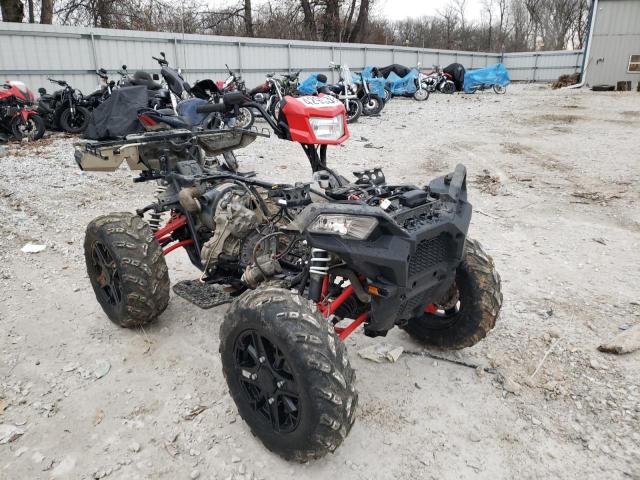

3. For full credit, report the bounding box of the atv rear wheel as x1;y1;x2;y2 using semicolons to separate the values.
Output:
402;238;502;349
220;287;357;462
84;212;170;328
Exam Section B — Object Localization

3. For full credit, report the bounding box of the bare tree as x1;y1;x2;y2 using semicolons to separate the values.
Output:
243;0;253;36
348;0;370;42
1;0;24;22
438;4;459;49
41;0;53;23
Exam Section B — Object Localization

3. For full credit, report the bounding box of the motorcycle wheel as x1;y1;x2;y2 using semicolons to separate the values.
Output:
60;106;91;133
493;85;507;95
441;81;456;95
268;98;284;120
413;89;430;101
235;107;255;130
346;99;363;123
11;115;45;141
361;94;384;116
383;88;392;103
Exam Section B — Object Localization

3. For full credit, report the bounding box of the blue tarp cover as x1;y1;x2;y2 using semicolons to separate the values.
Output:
384;69;418;95
463;63;510;92
297;73;326;95
352;72;386;98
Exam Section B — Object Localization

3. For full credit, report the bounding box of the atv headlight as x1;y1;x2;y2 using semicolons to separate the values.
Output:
310;116;344;141
309;214;378;240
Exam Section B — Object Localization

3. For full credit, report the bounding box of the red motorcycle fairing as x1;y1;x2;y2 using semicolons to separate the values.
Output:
280;95;349;145
20;108;31;122
1;81;35;104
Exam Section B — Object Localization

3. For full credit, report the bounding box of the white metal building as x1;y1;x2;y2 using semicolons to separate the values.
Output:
583;0;640;88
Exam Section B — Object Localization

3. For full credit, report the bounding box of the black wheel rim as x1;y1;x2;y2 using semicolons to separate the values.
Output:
67;111;87;129
90;241;123;307
234;329;301;433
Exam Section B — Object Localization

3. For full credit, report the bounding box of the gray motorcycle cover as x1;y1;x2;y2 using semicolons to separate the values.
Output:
83;86;147;140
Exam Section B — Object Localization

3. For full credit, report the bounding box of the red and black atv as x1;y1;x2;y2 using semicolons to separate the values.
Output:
0;81;45;141
75;92;502;462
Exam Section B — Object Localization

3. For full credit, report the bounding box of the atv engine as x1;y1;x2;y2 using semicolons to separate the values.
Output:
175;180;285;287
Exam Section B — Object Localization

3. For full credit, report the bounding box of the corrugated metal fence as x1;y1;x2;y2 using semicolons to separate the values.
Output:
0;23;583;93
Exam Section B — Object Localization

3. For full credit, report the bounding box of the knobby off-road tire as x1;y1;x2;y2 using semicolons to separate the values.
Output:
403;238;502;349
84;212;170;328
220;287;357;462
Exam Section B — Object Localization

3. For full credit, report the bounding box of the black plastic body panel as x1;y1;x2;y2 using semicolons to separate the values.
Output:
294;188;472;334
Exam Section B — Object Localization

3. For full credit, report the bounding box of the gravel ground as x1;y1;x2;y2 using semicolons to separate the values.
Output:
1;84;639;479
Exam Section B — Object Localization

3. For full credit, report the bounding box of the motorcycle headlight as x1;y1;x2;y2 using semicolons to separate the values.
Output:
309;214;378;240
309;115;344;141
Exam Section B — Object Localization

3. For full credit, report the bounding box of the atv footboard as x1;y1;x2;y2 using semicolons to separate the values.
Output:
298;165;471;337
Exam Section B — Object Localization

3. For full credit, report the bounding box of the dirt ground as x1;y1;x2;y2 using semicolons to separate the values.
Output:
1;84;639;480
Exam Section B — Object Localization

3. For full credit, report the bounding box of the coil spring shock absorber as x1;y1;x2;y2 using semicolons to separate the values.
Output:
148;182;167;232
308;248;329;302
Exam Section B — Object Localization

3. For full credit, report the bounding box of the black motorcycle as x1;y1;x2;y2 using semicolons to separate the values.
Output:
37;78;91;133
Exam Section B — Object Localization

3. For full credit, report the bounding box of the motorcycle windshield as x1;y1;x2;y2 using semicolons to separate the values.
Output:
7;81;33;103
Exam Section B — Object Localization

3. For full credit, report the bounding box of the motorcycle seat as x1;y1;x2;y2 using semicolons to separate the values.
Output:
131;71;163;90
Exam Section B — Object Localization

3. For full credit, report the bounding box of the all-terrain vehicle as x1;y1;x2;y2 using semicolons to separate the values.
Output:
76;91;502;462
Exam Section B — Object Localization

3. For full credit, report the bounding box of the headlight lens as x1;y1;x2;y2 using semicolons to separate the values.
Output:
309;115;344;141
309;214;378;240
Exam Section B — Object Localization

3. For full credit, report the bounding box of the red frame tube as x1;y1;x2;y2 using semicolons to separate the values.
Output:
162;239;194;255
154;215;190;256
335;312;368;341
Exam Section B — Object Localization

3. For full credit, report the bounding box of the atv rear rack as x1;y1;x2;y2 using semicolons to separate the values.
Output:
75;128;268;172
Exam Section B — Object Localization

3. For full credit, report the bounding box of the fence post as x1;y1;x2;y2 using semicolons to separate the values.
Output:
331;46;336;82
287;43;292;73
364;47;367;68
532;53;539;82
89;32;98;71
173;38;179;67
237;41;243;74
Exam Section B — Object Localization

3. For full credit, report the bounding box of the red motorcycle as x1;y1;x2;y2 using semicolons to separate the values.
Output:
0;81;45;141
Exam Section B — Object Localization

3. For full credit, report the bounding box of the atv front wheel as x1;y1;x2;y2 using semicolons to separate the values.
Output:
402;238;502;349
220;287;357;462
84;212;170;328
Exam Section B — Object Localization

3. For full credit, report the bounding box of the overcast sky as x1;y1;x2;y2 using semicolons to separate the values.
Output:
207;0;485;22
374;0;484;21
